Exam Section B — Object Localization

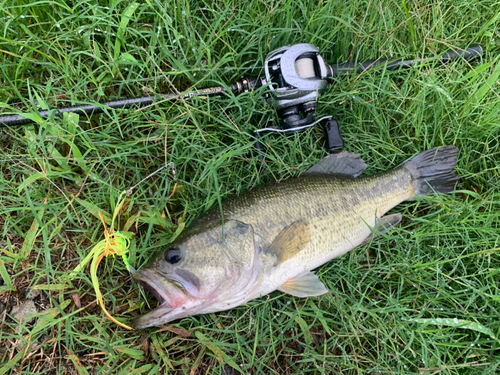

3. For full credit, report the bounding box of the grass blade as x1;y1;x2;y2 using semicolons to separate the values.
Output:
114;2;140;61
406;318;496;339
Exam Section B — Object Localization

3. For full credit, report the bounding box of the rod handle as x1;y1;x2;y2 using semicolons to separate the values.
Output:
326;44;484;77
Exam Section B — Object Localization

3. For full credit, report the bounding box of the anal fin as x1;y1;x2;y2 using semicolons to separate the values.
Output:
279;271;328;297
362;213;402;244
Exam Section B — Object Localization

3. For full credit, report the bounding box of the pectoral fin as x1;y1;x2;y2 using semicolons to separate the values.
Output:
266;220;310;265
279;272;328;297
362;213;402;244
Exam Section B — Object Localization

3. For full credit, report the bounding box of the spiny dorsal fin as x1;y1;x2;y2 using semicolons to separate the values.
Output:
361;213;402;244
279;271;328;297
266;220;310;265
304;151;367;178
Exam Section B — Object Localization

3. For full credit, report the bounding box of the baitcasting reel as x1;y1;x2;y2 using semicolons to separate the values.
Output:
256;43;343;152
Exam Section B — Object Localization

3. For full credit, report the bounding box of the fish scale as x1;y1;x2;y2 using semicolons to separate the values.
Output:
227;170;415;297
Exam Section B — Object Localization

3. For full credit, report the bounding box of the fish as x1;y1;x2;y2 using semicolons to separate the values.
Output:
132;146;459;329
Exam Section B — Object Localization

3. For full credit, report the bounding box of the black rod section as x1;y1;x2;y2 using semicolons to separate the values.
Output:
326;44;484;77
0;77;262;127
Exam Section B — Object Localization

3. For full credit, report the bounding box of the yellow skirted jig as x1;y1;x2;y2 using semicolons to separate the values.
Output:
70;163;176;330
70;195;134;330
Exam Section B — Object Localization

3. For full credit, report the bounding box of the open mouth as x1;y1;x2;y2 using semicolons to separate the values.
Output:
132;270;177;329
138;280;165;305
132;270;172;308
132;269;197;329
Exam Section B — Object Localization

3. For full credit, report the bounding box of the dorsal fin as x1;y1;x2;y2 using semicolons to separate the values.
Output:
303;151;367;178
266;220;310;265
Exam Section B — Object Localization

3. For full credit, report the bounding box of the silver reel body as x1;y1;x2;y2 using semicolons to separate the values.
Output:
263;43;329;113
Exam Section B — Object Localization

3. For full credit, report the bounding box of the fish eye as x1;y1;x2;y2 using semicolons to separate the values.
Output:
165;248;182;265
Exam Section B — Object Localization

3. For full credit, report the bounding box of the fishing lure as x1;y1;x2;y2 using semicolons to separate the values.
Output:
70;194;134;330
70;163;176;330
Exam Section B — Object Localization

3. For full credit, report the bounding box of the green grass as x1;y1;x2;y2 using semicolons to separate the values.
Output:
1;0;500;373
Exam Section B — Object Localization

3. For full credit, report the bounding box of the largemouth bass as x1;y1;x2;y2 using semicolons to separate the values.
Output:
132;146;459;329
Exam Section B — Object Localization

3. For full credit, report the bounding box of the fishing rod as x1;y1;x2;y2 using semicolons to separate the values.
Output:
0;43;483;152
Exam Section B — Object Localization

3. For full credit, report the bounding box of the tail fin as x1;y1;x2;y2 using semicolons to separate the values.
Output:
404;146;459;196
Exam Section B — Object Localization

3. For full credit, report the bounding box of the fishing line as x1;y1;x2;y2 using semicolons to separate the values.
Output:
0;155;163;163
126;162;177;196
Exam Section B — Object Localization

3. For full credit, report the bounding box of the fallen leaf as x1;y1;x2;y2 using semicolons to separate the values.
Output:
154;325;191;337
71;293;81;309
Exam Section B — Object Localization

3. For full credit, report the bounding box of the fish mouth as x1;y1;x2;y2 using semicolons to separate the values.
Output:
132;270;179;329
138;279;166;305
132;269;210;329
133;269;172;305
